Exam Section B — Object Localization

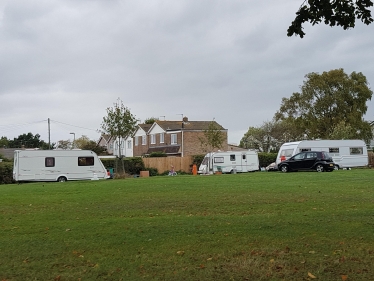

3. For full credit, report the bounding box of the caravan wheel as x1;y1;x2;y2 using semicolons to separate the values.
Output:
57;176;67;182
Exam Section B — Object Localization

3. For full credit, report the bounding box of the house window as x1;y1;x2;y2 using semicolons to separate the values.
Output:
160;133;164;143
78;157;94;166
45;157;55;167
171;134;177;145
142;135;147;145
127;140;132;149
135;136;138;146
350;147;363;155
151;134;156;144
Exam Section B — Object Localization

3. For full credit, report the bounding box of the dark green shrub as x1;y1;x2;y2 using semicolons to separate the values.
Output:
258;152;277;167
160;170;186;176
101;157;145;175
145;167;159;176
149;152;167;157
0;162;14;184
125;157;146;175
192;154;205;167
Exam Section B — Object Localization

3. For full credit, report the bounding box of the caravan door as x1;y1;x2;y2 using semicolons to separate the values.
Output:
240;152;249;172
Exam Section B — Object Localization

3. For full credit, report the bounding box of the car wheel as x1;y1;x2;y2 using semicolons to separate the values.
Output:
57;176;67;182
334;165;339;171
316;164;324;172
280;165;288;173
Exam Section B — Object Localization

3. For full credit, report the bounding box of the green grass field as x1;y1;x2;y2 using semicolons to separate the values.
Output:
1;170;373;280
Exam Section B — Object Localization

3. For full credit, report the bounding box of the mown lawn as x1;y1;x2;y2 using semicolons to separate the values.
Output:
1;170;373;280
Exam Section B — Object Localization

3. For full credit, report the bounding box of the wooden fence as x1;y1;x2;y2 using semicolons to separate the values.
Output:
368;152;374;167
143;156;193;173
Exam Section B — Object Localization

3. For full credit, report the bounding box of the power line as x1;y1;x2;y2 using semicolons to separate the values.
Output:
0;120;47;134
50;119;98;132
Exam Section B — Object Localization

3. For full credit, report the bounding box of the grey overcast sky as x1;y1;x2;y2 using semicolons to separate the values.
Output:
1;0;374;145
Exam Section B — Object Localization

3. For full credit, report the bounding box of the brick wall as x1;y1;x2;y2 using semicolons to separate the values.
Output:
183;131;228;156
133;130;228;157
133;136;149;156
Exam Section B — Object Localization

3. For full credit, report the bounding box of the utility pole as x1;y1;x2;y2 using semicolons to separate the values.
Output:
48;118;51;150
177;114;184;157
70;132;76;149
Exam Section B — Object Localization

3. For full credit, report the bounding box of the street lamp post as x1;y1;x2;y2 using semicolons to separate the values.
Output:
70;132;75;149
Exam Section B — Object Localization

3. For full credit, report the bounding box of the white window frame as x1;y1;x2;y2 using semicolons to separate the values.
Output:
171;134;177;145
127;140;132;149
142;135;147;145
134;136;138;146
160;133;164;144
151;134;156;144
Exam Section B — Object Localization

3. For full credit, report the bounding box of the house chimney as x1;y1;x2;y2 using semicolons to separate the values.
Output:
183;116;188;122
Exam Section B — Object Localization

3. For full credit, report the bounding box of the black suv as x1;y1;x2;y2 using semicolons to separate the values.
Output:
277;151;335;172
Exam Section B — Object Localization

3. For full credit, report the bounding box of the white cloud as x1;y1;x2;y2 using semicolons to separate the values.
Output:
1;0;373;145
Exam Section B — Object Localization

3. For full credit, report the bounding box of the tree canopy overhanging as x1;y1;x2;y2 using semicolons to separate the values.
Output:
288;0;374;37
274;68;373;143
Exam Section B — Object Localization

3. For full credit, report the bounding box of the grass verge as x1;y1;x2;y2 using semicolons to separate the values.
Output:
1;170;373;280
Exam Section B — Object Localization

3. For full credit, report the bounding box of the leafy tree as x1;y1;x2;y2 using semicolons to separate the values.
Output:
101;99;138;174
274;69;373;143
8;133;50;149
329;121;356;139
288;0;373;38
199;121;226;153
198;120;226;174
74;135;90;149
0;136;9;148
144;117;158;124
57;140;72;150
240;120;289;152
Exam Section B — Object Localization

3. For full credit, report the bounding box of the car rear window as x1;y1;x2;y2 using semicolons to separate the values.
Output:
321;152;331;159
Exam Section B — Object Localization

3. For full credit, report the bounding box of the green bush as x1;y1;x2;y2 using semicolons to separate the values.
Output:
258;152;277;167
145;167;158;176
149;152;167;157
192;154;205;167
101;157;145;175
0;162;14;184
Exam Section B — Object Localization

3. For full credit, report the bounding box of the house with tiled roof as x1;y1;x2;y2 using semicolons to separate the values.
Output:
97;134;133;157
133;117;228;157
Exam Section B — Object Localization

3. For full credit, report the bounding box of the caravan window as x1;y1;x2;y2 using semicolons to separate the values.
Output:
242;154;246;160
45;157;55;167
78;157;94;166
300;148;311;152
230;154;236;161
280;149;294;157
350;147;363;155
214;157;224;163
329;148;339;153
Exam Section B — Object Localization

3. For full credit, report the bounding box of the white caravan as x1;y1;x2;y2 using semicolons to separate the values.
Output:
198;150;259;174
276;140;368;169
13;150;109;182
